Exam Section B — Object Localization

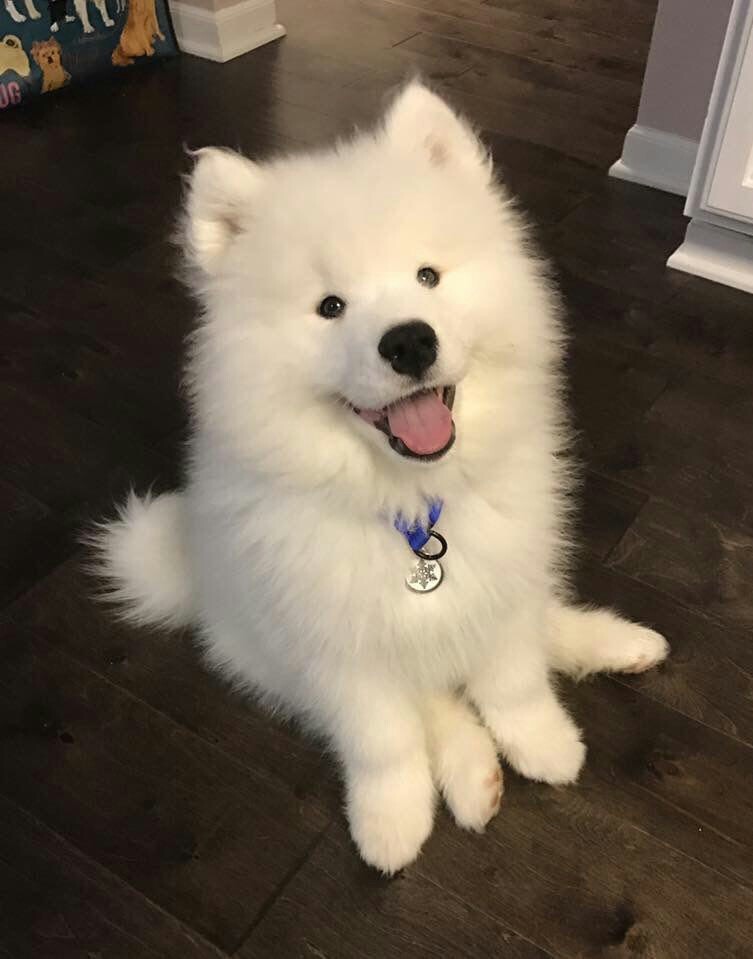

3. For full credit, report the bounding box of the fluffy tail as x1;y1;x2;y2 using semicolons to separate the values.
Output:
91;491;194;629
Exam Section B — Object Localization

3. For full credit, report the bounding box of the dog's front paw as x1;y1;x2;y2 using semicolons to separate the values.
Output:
498;706;586;785
347;760;435;874
437;722;503;831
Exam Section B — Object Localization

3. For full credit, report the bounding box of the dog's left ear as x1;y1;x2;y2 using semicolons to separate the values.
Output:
184;147;264;275
383;81;491;181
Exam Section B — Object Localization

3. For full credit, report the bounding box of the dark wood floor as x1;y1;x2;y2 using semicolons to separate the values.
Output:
3;0;753;955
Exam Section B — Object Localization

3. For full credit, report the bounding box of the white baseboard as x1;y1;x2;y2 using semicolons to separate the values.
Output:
169;0;285;63
608;124;699;197
668;218;753;294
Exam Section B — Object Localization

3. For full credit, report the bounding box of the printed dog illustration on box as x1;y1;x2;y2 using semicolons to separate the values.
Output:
72;0;113;33
0;33;29;75
47;0;74;32
44;0;113;33
31;36;68;91
112;0;163;65
4;0;40;23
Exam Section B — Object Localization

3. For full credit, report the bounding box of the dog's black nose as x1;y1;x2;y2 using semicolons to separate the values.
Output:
378;320;438;380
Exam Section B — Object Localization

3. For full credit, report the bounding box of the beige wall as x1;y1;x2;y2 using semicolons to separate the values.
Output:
637;0;734;141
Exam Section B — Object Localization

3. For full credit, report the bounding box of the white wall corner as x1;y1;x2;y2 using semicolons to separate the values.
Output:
169;0;285;63
608;124;699;197
668;218;753;293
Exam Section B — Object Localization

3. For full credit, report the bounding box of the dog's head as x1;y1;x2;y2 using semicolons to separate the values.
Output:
31;38;62;68
183;82;559;496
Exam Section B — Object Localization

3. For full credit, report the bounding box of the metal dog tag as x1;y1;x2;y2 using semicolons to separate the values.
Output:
406;557;443;593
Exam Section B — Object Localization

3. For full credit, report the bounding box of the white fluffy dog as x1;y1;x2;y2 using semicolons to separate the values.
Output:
97;82;669;874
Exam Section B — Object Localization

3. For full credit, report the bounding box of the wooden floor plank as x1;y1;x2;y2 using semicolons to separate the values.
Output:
574;561;753;749
276;0;647;93
275;0;433;63
608;497;753;630
1;558;335;805
446;84;623;165
0;796;228;959
566;677;753;890
0;385;179;515
0;297;185;446
375;0;651;71
436;46;636;135
237;823;554;959
405;30;643;112
0;480;72;608
567;342;671;467
484;0;656;38
576;471;648;562
0;632;330;951
568;328;753;537
414;780;753;958
243;757;753;959
562;271;753;391
544;184;688;300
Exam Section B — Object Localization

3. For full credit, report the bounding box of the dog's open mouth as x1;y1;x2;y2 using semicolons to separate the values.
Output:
354;386;456;461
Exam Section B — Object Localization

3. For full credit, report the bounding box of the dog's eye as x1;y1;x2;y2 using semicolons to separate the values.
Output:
317;295;346;319
417;266;440;288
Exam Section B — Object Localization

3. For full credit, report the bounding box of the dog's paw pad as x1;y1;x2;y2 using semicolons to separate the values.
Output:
486;768;503;814
451;761;504;831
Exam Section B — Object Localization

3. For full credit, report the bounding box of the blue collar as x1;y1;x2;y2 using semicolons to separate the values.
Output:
394;498;443;552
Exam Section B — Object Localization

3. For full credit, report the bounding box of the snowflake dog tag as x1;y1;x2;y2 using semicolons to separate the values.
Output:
406;557;443;593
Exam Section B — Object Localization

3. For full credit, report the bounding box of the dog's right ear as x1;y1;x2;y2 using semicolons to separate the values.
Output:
184;148;263;275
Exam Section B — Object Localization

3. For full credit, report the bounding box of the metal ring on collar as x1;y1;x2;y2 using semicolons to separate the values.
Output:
414;530;447;561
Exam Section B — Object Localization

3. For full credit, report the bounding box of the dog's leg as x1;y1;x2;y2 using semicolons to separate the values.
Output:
92;0;114;27
24;0;42;18
73;0;94;32
328;679;435;874
468;605;586;785
547;603;669;679
5;0;27;23
423;692;502;832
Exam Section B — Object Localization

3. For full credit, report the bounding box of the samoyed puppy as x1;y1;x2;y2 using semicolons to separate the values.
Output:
97;82;669;873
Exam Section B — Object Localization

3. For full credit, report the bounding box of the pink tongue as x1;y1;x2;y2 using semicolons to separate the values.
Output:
387;390;453;455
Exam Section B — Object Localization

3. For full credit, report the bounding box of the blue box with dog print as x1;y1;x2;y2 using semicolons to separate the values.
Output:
0;0;177;108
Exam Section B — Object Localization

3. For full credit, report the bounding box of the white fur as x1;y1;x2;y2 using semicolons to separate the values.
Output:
95;82;668;874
